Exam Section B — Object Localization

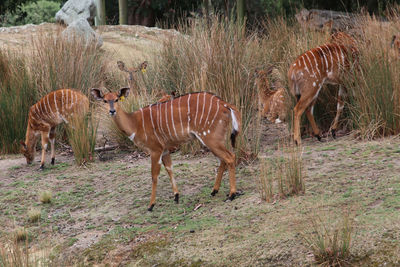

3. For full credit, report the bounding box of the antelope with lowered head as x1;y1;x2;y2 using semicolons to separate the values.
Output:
288;32;358;145
21;89;89;169
254;67;287;123
91;88;241;211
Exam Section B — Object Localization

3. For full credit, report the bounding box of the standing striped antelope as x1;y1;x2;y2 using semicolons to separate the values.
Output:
117;60;148;93
91;88;241;211
20;89;89;169
288;32;358;145
254;67;287;123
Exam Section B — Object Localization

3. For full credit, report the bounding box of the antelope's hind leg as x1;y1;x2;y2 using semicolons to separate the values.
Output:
161;152;179;203
49;127;56;165
39;128;51;170
148;151;162;211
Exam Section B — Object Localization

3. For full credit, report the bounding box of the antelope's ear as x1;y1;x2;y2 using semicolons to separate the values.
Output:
91;88;104;101
118;87;130;99
391;35;396;48
117;61;126;71
139;61;148;73
265;65;275;75
20;141;27;149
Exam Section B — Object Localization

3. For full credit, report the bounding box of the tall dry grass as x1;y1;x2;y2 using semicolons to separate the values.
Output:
0;50;36;154
66;110;98;166
344;15;400;139
0;239;51;266
30;27;107;96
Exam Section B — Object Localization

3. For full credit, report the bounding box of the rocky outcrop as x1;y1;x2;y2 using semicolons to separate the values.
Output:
61;18;103;47
295;8;358;32
55;0;102;47
55;0;96;26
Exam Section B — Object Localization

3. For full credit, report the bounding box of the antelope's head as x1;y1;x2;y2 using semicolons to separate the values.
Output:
254;66;274;92
20;140;34;164
91;87;130;116
117;60;148;81
391;35;400;57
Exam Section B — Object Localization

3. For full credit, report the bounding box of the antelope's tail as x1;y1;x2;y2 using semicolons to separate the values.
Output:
228;104;242;148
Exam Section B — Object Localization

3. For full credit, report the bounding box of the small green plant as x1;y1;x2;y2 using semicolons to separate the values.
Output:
66;110;98;166
27;208;41;223
302;214;354;266
39;191;52;204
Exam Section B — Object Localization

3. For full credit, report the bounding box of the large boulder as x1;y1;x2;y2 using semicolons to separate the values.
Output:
56;0;96;26
62;18;103;47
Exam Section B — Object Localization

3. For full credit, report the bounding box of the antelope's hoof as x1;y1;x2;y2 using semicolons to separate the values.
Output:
39;164;44;171
211;189;218;196
331;129;336;139
147;204;155;212
174;194;179;204
225;193;236;202
51;158;55;165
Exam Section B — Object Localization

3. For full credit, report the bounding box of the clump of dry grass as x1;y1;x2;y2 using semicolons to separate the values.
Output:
0;238;51;266
66;109;98;166
302;214;354;266
13;228;27;242
258;141;305;201
258;158;274;202
27;208;41;223
39;191;52;204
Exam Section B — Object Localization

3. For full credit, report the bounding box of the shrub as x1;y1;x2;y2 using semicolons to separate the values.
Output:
20;0;61;25
0;50;37;154
258;158;274;202
302;214;354;266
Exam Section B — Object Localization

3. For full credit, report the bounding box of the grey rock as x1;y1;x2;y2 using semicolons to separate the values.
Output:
56;0;96;26
62;18;103;47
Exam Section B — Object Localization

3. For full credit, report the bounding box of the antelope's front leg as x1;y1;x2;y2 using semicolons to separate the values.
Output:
148;152;162;211
161;152;179;203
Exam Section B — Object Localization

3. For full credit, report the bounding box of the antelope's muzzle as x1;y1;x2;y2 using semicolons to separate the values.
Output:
109;101;116;116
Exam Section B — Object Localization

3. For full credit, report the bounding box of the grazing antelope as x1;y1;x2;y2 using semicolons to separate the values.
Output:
117;60;148;93
391;35;400;58
91;88;241;211
20;89;89;169
288;32;358;145
254;67;287;123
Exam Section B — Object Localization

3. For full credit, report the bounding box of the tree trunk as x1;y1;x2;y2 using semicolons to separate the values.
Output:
236;0;245;24
95;0;106;25
119;0;128;25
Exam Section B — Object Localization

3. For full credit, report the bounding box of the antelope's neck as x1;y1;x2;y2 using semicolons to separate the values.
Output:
25;121;37;153
113;105;138;139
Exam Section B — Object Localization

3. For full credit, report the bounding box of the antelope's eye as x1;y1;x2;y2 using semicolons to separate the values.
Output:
103;100;107;103
115;99;118;102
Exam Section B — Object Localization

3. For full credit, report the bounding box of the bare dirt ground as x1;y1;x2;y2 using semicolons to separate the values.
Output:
1;24;399;266
1;120;400;266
